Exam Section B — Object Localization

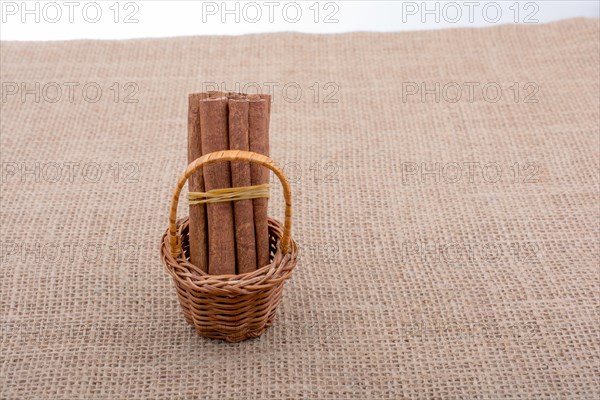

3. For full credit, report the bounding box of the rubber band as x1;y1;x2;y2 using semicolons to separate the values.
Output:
188;184;270;205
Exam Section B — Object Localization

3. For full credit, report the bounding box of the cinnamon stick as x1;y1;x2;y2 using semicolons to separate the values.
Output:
228;98;257;273
187;93;208;272
248;95;271;268
199;96;236;275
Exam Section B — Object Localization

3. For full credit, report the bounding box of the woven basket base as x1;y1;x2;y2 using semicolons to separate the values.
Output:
160;217;298;342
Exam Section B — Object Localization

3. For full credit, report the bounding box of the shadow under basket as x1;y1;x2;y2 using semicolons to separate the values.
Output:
159;150;299;342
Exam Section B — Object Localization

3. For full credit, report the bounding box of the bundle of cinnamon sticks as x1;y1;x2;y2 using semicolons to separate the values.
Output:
187;91;271;275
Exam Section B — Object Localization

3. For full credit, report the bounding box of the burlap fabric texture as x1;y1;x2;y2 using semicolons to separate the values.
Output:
1;18;599;399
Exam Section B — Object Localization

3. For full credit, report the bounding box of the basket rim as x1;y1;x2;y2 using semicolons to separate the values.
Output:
160;216;298;292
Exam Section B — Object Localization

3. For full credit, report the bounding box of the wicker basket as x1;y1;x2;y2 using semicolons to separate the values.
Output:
160;150;298;342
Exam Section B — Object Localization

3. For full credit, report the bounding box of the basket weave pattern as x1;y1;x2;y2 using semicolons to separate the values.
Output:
159;150;298;342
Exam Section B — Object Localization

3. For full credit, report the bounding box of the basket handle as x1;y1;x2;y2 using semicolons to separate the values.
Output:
168;150;292;258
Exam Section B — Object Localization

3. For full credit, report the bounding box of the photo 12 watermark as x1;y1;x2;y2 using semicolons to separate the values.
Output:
1;81;139;104
401;162;541;185
200;1;340;24
0;320;179;344
400;1;540;24
1;241;141;265
297;241;340;265
1;162;140;184
399;240;543;264
272;161;340;185
1;1;140;24
202;81;340;104
400;319;544;343
402;81;539;103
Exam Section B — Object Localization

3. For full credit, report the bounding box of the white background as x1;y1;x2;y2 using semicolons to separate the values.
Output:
0;1;599;41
